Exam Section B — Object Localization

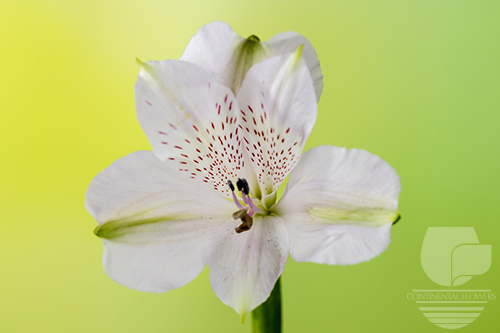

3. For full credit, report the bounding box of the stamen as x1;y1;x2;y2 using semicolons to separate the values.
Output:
241;178;250;195
228;180;244;209
232;208;248;219
227;178;261;233
232;192;245;210
241;191;250;205
236;178;244;192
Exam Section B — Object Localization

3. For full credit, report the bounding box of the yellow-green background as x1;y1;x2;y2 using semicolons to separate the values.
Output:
1;0;499;332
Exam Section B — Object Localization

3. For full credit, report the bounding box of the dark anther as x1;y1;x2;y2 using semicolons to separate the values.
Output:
235;213;253;234
241;179;250;195
235;178;250;195
232;208;253;233
232;208;247;219
236;178;244;192
227;180;235;192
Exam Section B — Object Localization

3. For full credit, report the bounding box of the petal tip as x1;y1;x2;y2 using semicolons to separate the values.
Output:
94;225;102;238
247;34;261;42
136;57;146;68
136;58;153;76
239;311;246;325
392;213;401;225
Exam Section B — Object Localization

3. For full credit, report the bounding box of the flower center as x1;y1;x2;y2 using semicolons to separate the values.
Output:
227;179;264;233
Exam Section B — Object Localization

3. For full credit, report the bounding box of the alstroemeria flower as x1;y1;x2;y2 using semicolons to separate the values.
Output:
86;24;400;321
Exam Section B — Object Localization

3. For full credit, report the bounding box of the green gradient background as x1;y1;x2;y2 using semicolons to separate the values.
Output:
1;0;499;332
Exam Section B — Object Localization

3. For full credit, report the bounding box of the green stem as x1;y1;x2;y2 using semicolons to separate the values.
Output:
251;278;282;333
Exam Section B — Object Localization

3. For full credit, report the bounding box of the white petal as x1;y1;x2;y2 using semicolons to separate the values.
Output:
86;151;235;293
236;48;317;199
282;223;392;265
207;215;289;320
263;31;323;101
273;146;401;265
180;22;323;100
134;60;244;197
180;22;246;93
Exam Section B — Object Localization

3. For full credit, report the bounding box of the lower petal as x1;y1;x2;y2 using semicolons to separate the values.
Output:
86;151;235;292
102;219;223;293
207;215;289;320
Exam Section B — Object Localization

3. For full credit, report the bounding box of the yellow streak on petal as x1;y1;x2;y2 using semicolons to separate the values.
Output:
240;309;246;325
309;207;400;226
94;213;194;242
295;44;303;57
290;44;304;70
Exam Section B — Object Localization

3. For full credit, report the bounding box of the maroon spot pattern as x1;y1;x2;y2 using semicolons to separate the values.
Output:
240;100;301;193
147;86;243;197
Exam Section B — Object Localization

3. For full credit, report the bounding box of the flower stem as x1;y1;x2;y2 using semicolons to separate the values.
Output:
251;278;282;333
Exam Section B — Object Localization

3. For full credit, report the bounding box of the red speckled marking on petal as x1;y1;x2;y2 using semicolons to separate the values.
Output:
152;92;244;197
236;99;305;193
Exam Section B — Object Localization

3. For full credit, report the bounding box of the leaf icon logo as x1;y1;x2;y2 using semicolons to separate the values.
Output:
421;227;491;287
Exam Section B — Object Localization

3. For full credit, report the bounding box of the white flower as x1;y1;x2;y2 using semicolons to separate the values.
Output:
85;22;401;321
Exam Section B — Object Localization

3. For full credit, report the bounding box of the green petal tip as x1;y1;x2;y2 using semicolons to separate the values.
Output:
392;213;402;225
93;225;102;237
136;58;152;73
247;34;260;42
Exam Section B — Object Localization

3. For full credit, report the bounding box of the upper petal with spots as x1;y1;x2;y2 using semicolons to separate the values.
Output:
236;48;317;200
135;60;244;197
